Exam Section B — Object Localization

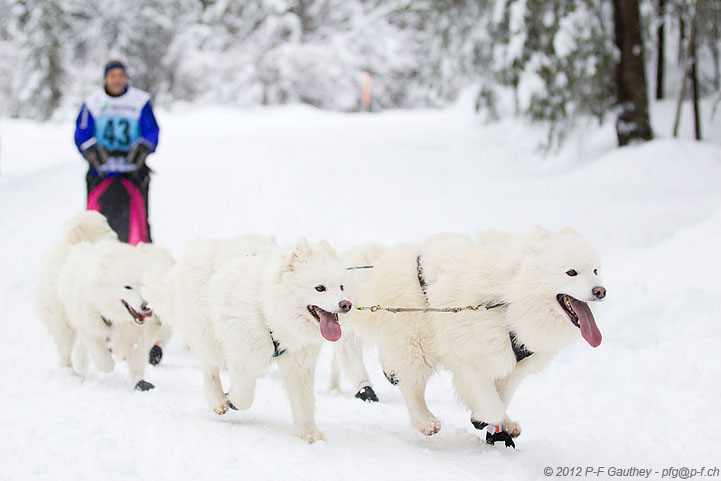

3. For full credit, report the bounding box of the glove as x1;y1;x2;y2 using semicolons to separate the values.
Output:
127;141;152;168
81;141;109;171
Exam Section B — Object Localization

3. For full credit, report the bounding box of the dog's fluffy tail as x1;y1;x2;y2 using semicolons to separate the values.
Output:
62;211;118;245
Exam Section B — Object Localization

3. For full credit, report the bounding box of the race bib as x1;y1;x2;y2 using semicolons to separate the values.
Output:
95;116;140;152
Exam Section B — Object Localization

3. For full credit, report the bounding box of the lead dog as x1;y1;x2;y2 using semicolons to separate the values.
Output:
144;237;353;443
346;227;606;447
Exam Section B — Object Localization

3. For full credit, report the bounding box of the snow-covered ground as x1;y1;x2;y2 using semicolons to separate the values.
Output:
1;97;719;480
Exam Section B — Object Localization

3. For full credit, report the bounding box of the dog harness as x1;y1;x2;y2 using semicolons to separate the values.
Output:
268;330;286;357
509;331;533;362
415;255;533;363
416;255;429;298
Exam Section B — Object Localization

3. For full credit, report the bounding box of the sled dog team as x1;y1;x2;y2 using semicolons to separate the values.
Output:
37;211;607;447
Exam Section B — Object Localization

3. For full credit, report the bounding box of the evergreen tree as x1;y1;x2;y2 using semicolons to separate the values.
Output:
13;0;70;119
492;0;616;149
0;0;713;128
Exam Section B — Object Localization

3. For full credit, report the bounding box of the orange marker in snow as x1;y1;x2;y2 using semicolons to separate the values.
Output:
362;72;372;111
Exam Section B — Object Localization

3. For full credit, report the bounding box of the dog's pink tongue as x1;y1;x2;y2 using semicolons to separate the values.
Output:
569;297;602;347
319;311;342;342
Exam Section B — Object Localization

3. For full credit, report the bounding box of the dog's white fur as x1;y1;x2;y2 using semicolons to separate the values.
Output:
36;211;118;370
329;243;386;395
345;227;605;438
130;242;177;374
144;237;352;443
36;211;174;387
142;235;277;356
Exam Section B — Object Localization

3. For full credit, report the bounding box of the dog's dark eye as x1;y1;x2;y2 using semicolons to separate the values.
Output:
340;285;344;291
315;285;326;292
565;269;578;277
124;285;132;290
593;269;598;275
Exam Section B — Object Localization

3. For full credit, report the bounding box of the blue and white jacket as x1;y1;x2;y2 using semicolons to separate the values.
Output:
74;85;159;158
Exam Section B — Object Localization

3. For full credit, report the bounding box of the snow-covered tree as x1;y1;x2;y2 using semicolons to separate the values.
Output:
0;0;715;139
9;0;71;119
491;0;617;148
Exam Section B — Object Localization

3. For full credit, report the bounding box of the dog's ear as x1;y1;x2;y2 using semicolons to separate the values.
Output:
522;226;552;257
530;225;550;241
316;240;336;255
560;226;580;237
286;237;311;271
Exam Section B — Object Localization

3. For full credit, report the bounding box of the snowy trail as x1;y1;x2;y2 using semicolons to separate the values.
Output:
1;101;720;480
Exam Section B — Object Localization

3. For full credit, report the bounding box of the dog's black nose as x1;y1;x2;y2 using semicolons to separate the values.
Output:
339;300;352;312
141;301;150;312
592;287;606;299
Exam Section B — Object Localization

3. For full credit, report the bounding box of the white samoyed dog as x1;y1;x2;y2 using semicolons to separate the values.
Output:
36;211;174;390
143;235;277;359
345;227;606;447
144;237;353;443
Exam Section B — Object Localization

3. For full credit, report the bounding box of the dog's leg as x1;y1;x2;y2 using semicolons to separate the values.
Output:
379;340;439;434
227;361;264;411
495;374;523;439
203;366;229;415
83;334;115;373
42;312;76;369
278;346;324;444
453;368;505;427
495;353;553;438
457;372;515;447
149;321;173;365
155;322;173;345
110;325;144;388
396;370;440;436
334;332;378;402
72;339;89;376
108;324;154;391
55;324;76;369
127;342;154;391
329;345;342;392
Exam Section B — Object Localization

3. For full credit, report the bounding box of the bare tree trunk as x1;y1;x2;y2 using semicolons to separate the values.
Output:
656;0;666;99
613;0;653;146
673;2;698;138
293;0;313;37
710;7;721;92
690;14;702;140
37;1;65;120
679;11;686;66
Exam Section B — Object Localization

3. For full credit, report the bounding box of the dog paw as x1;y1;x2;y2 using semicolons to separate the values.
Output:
354;386;379;403
211;400;230;415
503;419;522;438
486;430;515;449
298;430;325;444
416;418;441;436
134;379;155;391
148;344;163;365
